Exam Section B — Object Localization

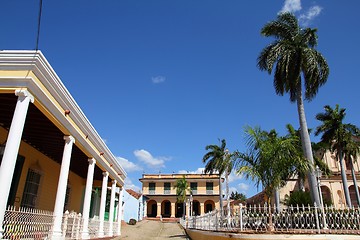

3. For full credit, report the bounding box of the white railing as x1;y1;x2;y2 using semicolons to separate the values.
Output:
2;206;120;239
182;203;360;235
3;206;54;239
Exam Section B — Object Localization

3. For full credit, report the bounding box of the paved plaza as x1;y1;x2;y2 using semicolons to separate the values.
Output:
114;220;189;240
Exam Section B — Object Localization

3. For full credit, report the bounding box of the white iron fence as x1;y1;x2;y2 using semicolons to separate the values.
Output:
183;203;360;235
2;206;120;239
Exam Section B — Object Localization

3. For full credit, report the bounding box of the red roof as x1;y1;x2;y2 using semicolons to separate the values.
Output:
126;189;142;199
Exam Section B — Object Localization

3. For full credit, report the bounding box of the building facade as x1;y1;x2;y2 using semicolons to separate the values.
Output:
249;150;360;209
140;173;220;219
0;50;127;239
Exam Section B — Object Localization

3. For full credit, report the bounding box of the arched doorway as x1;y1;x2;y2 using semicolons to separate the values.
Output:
175;202;185;218
349;185;360;207
192;200;200;216
204;200;215;213
161;200;171;218
147;200;157;217
320;186;332;206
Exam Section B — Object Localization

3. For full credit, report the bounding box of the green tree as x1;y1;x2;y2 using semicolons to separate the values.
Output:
230;191;246;201
173;175;191;218
235;126;304;230
202;139;233;215
315;104;360;207
257;12;329;206
343;134;360;206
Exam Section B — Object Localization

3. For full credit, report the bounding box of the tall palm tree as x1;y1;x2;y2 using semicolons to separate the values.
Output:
235;126;303;230
286;124;331;191
343;134;360;206
315;104;360;207
257;12;329;206
174;175;191;218
202;139;233;215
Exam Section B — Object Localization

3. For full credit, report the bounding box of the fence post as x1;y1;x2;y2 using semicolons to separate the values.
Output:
76;213;82;239
239;203;243;231
314;202;320;234
62;210;69;237
215;210;219;231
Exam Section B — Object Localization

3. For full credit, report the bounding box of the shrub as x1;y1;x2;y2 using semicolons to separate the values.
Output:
283;191;312;206
128;218;137;225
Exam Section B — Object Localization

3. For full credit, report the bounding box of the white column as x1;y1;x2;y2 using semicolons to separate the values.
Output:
116;187;124;236
81;158;96;239
108;179;117;236
97;171;109;237
0;90;33;238
51;135;75;239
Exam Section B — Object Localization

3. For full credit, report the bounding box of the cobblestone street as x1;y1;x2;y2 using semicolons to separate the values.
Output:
114;220;189;240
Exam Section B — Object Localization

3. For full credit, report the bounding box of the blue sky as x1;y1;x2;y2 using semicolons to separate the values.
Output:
1;0;360;198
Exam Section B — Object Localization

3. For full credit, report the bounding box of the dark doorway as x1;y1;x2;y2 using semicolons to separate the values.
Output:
162;201;171;218
192;201;200;216
205;203;213;213
175;202;185;218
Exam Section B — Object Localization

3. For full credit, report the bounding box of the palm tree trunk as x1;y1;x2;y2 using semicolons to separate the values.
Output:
339;150;352;207
219;175;223;215
225;172;230;224
275;188;280;212
296;83;320;206
350;159;360;206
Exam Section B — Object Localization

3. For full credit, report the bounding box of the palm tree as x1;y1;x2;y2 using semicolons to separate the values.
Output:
315;104;360;207
235;126;303;230
343;134;360;206
173;175;191;218
202;139;233;215
257;12;329;206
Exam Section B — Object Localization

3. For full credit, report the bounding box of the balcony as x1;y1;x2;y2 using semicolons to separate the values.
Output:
206;190;213;194
164;189;171;194
149;190;155;194
191;190;197;195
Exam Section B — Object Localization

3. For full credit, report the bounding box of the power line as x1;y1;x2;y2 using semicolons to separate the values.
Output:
35;0;43;51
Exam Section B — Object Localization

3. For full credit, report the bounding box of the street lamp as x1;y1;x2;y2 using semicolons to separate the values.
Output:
315;165;328;229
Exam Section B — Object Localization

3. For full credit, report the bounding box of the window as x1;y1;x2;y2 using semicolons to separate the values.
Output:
21;169;42;208
149;182;156;194
164;182;171;194
206;182;213;194
190;182;197;194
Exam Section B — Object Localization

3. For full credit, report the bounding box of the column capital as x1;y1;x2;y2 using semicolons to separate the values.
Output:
64;135;75;144
112;179;117;185
15;89;34;103
102;171;109;177
88;158;96;165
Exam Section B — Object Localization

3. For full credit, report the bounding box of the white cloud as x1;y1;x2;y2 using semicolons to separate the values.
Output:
151;76;166;84
299;6;322;26
116;157;142;172
238;183;250;192
227;171;243;183
279;0;302;13
124;178;141;192
134;149;167;169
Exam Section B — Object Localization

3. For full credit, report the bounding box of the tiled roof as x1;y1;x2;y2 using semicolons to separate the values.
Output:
126;189;142;199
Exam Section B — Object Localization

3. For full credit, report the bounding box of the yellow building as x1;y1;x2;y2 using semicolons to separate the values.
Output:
0;50;127;239
249;150;360;209
140;173;220;219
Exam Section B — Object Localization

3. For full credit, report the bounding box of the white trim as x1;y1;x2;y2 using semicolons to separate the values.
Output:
0;50;126;185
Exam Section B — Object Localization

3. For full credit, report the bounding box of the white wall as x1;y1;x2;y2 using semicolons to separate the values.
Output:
122;190;141;223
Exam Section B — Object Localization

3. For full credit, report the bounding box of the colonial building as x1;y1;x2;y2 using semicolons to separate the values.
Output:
247;150;360;209
140;173;220;219
0;50;126;239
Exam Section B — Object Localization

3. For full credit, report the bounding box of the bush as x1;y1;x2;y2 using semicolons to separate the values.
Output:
283;191;312;206
128;218;137;225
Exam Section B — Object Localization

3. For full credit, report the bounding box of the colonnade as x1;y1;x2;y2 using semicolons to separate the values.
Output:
0;90;124;239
